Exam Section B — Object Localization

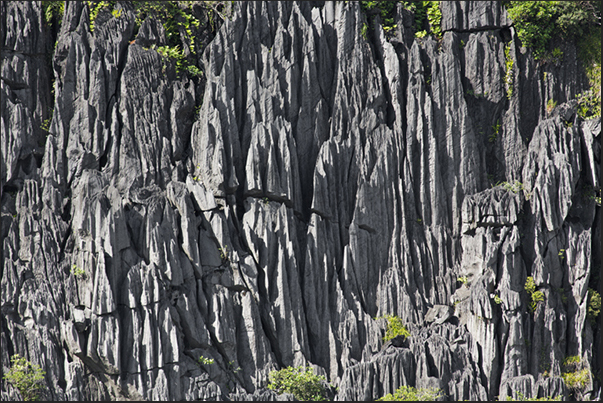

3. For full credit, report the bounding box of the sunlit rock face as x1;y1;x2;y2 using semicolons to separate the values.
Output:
1;1;599;401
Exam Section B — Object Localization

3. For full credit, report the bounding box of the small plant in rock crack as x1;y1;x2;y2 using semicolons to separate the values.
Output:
525;276;544;313
558;249;565;260
375;314;410;342
71;264;86;278
262;197;270;205
546;99;557;114
198;355;215;365
228;361;241;373
492;294;503;305
489;120;501;142
587;288;601;325
457;276;468;285
504;43;514;99
218;245;229;261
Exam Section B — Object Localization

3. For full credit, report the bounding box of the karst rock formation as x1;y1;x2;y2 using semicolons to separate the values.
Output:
1;1;600;401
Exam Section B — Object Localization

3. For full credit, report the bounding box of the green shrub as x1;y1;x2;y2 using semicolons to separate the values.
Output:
425;1;442;38
561;368;590;390
377;385;442;401
546;99;557;114
504;2;600;60
525;276;544;313
70;264;86;278
87;1;115;32
3;355;46;401
504;43;514;99
377;314;411;342
42;1;65;30
360;1;398;37
587;288;601;324
399;1;441;39
198;355;215;365
267;366;329;401
505;391;562;401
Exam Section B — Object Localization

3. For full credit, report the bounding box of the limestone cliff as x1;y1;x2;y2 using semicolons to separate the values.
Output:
1;1;600;401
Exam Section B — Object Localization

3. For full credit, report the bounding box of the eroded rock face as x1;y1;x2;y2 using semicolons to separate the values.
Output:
1;1;600;401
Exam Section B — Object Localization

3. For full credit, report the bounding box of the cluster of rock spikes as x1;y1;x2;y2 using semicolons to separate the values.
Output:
1;1;600;401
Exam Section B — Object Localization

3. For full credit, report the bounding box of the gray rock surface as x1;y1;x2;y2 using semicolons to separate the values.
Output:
1;1;600;401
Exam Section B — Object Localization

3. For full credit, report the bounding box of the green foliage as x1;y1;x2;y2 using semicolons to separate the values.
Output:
489;120;501;142
546;99;557;114
267;366;329;401
198;355;215;365
504;44;514;99
376;314;410;342
504;1;600;61
559;355;591;397
577;25;601;118
587;288;601;324
360;1;398;35
400;1;441;38
525;276;544;313
218;245;229;261
361;22;369;40
562;355;581;368
156;44;186;71
377;385;442;401
557;249;565;260
70;264;86;278
457;276;468;285
561;368;590;390
3;355;46;401
576;87;601;119
425;1;442;38
497;180;526;195
42;1;64;30
505;391;562;401
87;1;115;32
493;294;503;305
40;118;51;132
132;2;209;79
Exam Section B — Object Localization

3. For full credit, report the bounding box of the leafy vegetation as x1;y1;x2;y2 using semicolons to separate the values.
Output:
42;1;65;30
546;99;557;114
525;276;544;313
267;366;329;401
70;264;86;278
457;276;468;285
3;355;46;401
198;355;215;365
489;120;501;143
504;44;514;99
401;1;442;39
218;245;229;261
504;2;601;116
377;385;442;401
87;1;115;32
505;391;562;401
587;288;601;325
376;314;410;342
360;1;398;35
504;2;600;60
560;356;590;397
